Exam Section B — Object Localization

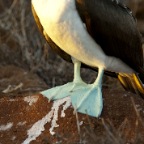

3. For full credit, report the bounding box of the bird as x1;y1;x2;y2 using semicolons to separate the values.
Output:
31;0;144;117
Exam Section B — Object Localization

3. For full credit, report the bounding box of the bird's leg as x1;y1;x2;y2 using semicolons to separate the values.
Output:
71;67;104;117
70;58;86;92
73;58;82;83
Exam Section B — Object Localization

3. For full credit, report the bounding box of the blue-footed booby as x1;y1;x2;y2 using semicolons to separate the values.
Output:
31;0;144;117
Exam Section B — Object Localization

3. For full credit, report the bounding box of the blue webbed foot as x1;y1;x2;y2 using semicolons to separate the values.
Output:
41;59;87;101
71;84;103;117
41;81;87;101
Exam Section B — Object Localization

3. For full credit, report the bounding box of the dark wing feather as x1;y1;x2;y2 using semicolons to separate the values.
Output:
76;0;143;72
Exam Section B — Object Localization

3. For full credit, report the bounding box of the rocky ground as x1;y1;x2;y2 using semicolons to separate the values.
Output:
0;67;144;144
0;0;144;144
